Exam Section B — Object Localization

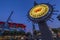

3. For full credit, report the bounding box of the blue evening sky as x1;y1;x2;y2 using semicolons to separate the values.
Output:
0;0;60;32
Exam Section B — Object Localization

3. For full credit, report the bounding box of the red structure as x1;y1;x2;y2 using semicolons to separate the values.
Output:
0;21;26;29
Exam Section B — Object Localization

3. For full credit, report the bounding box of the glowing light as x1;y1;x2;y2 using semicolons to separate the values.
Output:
29;4;49;18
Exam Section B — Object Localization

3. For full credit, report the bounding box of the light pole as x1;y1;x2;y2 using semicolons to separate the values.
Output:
27;1;54;40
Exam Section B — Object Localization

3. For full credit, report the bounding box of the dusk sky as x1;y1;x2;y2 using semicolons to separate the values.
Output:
0;0;60;32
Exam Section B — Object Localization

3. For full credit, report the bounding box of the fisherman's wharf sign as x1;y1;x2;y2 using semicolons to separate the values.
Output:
29;4;49;18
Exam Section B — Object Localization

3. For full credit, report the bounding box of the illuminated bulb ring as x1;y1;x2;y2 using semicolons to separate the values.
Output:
28;3;53;23
30;4;49;18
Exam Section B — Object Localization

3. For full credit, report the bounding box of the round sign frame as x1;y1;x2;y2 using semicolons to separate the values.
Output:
28;3;53;23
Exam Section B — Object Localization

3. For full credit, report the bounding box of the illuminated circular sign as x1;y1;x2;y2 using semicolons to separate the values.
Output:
28;3;53;22
29;4;49;18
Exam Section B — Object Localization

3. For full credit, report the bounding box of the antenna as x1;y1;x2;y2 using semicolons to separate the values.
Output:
4;11;14;29
7;11;13;22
